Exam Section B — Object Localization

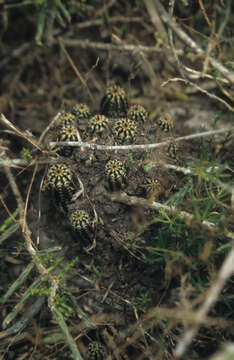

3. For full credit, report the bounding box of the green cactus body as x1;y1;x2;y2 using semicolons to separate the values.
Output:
57;124;78;157
89;114;109;135
70;209;91;235
71;103;91;121
100;85;128;117
127;104;148;123
143;177;163;200
168;140;178;159
58;112;76;128
158;113;174;132
88;341;106;360
105;159;127;190
46;164;75;210
114;118;137;144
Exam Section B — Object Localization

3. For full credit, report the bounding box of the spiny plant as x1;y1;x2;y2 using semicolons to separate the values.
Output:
89;114;109;135
127;104;148;124
70;209;92;238
43;163;75;211
142;177;164;201
114;118;137;144
58;112;76;128
56;124;79;157
88;341;106;360
100;85;128;117
167;138;178;160
71;103;91;122
157;113;174;132
105;159;127;190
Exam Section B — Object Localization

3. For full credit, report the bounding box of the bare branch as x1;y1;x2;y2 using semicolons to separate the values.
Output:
49;127;234;151
148;0;234;84
174;239;234;359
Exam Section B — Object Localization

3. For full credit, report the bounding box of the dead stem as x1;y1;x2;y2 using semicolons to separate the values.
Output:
168;0;185;79
3;164;83;360
50;127;234;151
146;0;234;84
59;38;94;103
107;191;217;230
161;78;234;112
61;38;164;53
0;114;42;152
174;239;234;359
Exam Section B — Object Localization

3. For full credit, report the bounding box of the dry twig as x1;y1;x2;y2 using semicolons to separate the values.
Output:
161;78;234;112
174;238;234;359
50;127;234;151
3;164;83;360
146;0;234;84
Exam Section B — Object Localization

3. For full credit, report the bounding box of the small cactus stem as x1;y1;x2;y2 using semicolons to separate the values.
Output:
56;124;79;157
45;164;75;209
127;104;148;123
166;137;178;159
70;209;92;236
168;142;178;159
100;85;128;117
58;112;76;128
71;103;91;122
158;113;174;132
114;118;137;144
143;177;163;199
89;114;109;135
88;341;106;360
105;159;127;190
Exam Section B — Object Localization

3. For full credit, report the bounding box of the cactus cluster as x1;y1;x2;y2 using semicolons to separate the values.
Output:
43;163;93;238
43;85;178;239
